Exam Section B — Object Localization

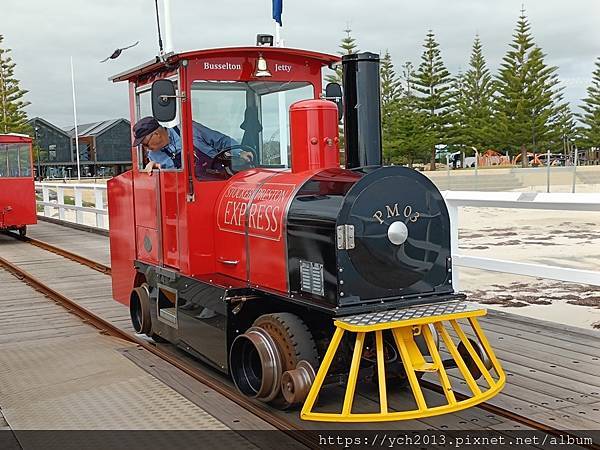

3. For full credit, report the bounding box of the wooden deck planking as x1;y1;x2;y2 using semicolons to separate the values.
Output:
477;317;600;357
25;220;111;266
0;237;130;329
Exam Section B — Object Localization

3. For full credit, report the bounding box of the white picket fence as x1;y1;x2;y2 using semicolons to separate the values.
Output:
35;182;600;288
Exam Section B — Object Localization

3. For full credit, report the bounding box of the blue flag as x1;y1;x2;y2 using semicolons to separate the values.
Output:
272;0;283;26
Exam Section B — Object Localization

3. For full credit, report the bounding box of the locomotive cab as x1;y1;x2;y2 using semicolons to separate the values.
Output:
108;43;504;422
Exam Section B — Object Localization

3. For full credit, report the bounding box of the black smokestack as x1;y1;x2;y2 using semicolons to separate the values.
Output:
342;52;382;169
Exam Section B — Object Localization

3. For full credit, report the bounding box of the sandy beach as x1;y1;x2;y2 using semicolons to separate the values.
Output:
457;206;600;330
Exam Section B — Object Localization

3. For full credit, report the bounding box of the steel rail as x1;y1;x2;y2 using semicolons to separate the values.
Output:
0;255;315;449
24;236;112;275
5;235;599;449
2;230;111;275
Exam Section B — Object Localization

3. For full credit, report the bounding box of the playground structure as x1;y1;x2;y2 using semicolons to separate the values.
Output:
478;150;511;167
446;148;596;170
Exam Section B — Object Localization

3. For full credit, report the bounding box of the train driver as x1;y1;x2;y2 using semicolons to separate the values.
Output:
132;116;254;174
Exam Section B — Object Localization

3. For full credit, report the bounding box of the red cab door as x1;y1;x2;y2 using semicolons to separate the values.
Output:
159;171;181;270
133;170;182;270
133;173;161;266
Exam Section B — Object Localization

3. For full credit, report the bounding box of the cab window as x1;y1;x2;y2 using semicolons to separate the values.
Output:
19;145;31;176
0;143;31;177
190;80;313;180
135;81;181;172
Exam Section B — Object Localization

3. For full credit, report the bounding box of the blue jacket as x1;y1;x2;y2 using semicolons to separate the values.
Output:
147;122;240;169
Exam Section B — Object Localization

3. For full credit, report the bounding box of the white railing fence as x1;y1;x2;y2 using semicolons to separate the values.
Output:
36;182;108;229
443;191;600;290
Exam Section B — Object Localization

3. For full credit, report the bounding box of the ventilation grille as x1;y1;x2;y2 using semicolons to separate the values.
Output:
299;260;324;296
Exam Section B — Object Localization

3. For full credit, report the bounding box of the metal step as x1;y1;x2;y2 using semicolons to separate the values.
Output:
158;307;176;325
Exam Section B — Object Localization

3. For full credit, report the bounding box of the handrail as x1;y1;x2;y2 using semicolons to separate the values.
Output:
37;182;107;189
35;182;107;229
443;191;600;290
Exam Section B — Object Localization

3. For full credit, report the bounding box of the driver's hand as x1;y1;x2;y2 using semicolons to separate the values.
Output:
239;151;254;162
145;161;161;175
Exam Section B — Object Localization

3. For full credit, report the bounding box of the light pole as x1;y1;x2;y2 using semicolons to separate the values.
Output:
572;141;578;193
472;146;479;190
70;56;81;181
34;126;41;180
446;153;451;190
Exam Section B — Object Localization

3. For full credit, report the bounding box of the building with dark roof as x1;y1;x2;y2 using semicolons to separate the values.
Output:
28;117;72;177
28;117;132;178
63;118;132;177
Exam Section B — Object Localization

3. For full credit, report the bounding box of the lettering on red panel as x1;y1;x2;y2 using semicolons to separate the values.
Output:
217;182;296;241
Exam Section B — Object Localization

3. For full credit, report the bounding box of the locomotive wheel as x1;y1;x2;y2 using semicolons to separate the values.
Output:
130;284;151;335
251;313;318;408
229;326;283;402
281;360;316;406
457;338;492;380
253;313;319;371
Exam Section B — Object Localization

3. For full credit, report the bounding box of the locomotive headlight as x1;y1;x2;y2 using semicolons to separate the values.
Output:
387;220;409;245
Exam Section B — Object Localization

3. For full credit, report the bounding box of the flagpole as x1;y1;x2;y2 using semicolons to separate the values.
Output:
273;0;283;47
163;0;173;53
275;23;282;47
70;56;81;181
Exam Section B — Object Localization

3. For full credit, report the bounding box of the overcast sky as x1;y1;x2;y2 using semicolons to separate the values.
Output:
3;0;599;127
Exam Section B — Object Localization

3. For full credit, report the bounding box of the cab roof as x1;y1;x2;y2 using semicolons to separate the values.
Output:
0;133;32;143
110;46;340;83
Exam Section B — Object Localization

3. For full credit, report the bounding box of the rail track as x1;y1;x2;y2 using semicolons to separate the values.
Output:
1;230;598;449
19;234;111;275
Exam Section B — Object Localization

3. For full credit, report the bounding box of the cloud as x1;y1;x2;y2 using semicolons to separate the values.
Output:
3;0;599;125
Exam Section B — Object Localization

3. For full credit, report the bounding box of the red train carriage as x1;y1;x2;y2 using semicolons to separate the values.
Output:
108;43;505;422
0;134;36;237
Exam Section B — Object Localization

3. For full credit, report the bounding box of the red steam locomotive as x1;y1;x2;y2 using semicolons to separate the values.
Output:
108;42;504;422
0;134;36;236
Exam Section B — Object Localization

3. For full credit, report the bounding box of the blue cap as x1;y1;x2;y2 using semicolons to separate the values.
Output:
133;116;160;146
